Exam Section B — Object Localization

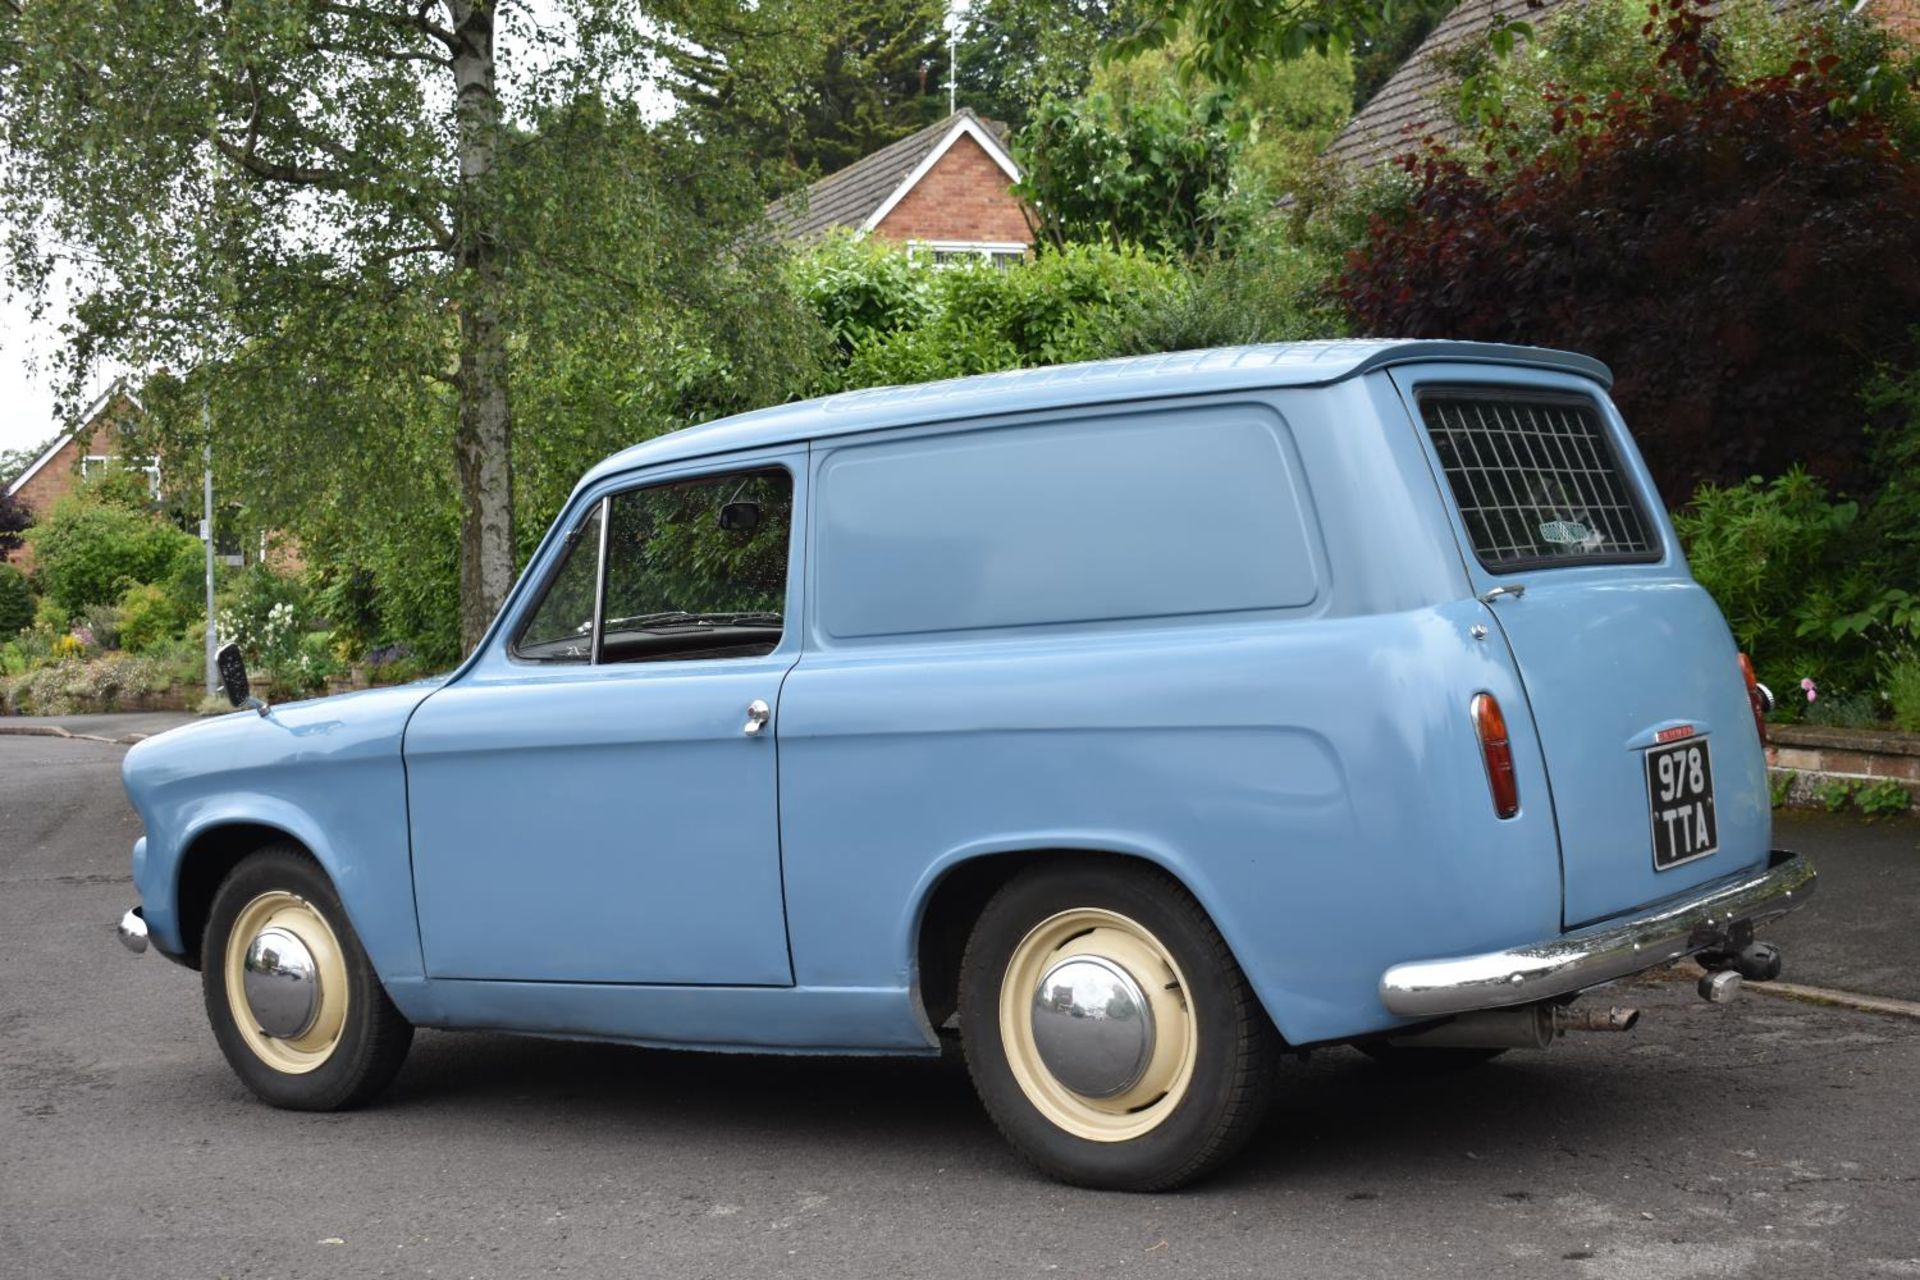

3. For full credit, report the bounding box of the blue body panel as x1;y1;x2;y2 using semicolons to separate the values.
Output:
1384;364;1771;925
120;684;439;1006
120;340;1765;1054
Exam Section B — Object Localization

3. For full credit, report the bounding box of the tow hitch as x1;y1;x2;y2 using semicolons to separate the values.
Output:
1698;940;1784;982
1694;939;1785;1003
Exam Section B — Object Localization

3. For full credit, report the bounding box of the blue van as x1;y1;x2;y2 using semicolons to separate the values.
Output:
117;340;1812;1189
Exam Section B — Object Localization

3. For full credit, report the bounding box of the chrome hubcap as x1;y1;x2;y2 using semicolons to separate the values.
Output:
242;925;320;1039
1030;955;1156;1099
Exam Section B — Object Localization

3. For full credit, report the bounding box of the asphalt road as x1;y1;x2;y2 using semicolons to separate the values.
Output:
3;735;1917;1279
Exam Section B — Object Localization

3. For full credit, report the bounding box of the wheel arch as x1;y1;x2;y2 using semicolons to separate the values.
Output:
907;837;1290;1042
171;814;342;970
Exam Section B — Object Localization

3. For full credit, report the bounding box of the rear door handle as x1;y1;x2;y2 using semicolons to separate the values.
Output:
743;699;771;737
1479;585;1527;604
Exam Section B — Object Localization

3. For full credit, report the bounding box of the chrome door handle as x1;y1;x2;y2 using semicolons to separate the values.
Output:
743;699;771;737
1479;584;1527;604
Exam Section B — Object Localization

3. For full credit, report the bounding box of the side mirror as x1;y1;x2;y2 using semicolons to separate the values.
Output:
717;501;761;534
216;642;266;715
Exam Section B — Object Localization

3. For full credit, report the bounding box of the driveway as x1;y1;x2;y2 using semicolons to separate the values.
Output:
2;735;1916;1279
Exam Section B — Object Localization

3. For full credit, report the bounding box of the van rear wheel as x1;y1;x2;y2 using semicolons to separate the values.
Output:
957;861;1277;1191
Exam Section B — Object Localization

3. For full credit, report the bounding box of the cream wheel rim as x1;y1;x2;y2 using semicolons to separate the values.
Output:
999;907;1197;1142
223;891;349;1074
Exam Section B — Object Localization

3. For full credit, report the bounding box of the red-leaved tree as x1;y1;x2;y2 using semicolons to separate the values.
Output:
0;488;29;556
1339;2;1920;502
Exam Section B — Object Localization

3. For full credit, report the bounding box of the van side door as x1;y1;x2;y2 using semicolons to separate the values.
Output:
403;449;805;985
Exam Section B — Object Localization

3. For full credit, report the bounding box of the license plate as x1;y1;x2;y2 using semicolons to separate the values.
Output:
1646;737;1717;870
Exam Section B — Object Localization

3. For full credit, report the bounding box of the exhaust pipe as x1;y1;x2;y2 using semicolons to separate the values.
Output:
1386;1003;1642;1051
1556;1005;1641;1033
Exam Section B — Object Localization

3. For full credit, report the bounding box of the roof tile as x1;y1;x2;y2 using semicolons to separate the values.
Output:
766;108;1009;240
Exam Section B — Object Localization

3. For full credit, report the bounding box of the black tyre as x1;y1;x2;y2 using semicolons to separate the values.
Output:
201;844;413;1110
958;859;1278;1191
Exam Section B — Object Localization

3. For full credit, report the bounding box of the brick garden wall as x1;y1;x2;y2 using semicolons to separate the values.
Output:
1768;724;1920;811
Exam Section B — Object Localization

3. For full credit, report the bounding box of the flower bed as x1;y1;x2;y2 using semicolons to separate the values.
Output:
0;653;203;716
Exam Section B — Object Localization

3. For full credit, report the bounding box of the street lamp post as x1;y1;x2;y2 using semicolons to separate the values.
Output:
201;396;216;696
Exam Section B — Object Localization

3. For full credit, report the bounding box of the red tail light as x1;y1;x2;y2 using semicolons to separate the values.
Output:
1738;653;1770;747
1471;693;1520;819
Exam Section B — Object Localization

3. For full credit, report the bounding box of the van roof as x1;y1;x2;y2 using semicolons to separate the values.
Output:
582;339;1612;486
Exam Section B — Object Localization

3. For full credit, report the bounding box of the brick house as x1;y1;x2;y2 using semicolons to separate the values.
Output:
3;379;158;567
766;108;1031;265
1326;0;1918;172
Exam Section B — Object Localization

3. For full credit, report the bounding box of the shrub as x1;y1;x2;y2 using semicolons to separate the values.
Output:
1856;778;1913;818
792;241;1188;393
118;581;193;652
26;494;203;619
855;244;1185;385
9;621;55;668
1887;655;1920;733
159;537;215;615
1339;5;1920;503
77;602;122;651
33;593;67;632
1099;226;1348;356
1814;777;1857;813
215;566;309;659
1015;86;1249;258
0;563;31;636
1673;470;1875;699
788;232;935;367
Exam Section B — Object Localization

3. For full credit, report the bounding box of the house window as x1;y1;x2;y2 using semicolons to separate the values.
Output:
80;453;163;498
909;241;1028;270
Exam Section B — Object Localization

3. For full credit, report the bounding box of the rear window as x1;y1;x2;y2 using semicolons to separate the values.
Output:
1419;392;1659;571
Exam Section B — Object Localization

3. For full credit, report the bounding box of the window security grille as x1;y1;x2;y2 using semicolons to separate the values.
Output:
1420;395;1658;571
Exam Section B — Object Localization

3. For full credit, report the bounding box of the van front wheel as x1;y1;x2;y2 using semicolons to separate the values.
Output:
201;844;413;1111
957;861;1277;1190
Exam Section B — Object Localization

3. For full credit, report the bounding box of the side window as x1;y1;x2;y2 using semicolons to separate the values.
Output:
514;502;604;662
600;469;792;663
512;467;793;665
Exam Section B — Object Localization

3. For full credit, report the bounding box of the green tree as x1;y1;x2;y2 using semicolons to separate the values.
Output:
1090;35;1353;199
1349;1;1450;110
655;0;947;189
129;97;820;667
953;0;1140;131
1120;0;1448;87
0;0;814;654
1015;86;1247;256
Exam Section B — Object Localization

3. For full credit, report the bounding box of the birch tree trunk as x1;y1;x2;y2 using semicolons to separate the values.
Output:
449;0;515;653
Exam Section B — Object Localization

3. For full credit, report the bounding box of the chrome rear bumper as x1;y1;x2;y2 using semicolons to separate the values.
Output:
1380;850;1815;1018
